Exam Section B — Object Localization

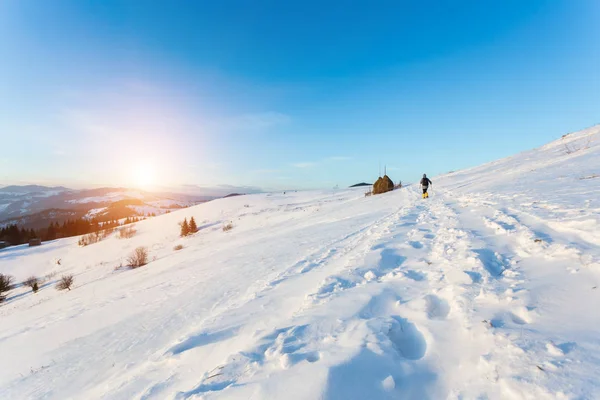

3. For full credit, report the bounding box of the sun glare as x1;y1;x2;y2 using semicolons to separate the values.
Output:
131;162;156;189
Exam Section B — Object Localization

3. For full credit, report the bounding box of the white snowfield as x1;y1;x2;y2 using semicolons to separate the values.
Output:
1;126;599;399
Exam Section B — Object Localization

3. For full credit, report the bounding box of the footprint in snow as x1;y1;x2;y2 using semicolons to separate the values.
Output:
424;295;450;320
387;317;427;360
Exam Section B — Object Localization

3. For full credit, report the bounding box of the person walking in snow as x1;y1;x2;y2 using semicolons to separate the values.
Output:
420;174;432;198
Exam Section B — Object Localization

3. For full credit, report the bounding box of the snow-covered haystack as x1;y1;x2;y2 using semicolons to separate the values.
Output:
372;174;394;194
1;125;600;399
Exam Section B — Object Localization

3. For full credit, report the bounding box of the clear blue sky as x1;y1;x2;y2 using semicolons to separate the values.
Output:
1;0;599;191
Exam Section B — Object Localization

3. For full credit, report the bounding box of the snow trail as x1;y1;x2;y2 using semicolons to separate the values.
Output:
2;126;600;399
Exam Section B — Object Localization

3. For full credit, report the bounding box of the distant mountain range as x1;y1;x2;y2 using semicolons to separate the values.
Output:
0;185;70;194
0;185;216;229
349;182;372;187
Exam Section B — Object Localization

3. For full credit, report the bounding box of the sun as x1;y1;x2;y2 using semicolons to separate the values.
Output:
131;162;156;189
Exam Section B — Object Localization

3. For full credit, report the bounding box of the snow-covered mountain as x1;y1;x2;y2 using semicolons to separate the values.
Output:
1;125;599;399
0;187;211;228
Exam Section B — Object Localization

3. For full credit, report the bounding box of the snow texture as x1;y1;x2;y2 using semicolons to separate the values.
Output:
1;125;599;399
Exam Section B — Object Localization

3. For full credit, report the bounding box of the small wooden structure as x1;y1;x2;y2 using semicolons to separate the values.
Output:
28;238;42;247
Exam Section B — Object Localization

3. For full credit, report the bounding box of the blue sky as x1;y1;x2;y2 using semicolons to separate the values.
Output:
1;1;599;192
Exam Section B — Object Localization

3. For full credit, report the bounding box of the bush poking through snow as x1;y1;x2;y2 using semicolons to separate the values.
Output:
78;229;113;246
118;226;137;239
24;276;40;293
173;244;184;251
79;232;100;246
222;222;233;232
564;137;592;155
56;275;74;291
127;246;149;268
0;274;14;302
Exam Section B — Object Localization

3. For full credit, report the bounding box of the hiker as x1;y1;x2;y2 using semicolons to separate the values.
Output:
420;174;432;198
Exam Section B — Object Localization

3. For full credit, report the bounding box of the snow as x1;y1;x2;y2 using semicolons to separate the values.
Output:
147;199;190;208
128;204;180;216
1;125;600;399
67;193;127;204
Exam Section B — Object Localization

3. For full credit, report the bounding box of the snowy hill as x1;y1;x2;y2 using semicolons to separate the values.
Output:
1;126;599;399
0;187;206;229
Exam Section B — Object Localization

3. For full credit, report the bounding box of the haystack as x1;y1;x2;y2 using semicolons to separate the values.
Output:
372;175;394;195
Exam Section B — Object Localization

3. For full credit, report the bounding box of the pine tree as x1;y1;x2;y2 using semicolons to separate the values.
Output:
180;218;190;237
189;217;198;233
46;222;57;241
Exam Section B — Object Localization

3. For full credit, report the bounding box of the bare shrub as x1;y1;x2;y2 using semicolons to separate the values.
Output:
127;246;149;268
564;137;592;155
564;143;579;155
79;232;100;247
364;191;372;197
173;244;184;251
0;274;14;302
23;276;40;293
118;226;137;239
45;271;58;280
56;275;74;291
78;228;115;246
222;222;233;232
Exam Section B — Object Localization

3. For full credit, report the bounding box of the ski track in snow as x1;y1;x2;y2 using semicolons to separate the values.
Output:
2;126;600;399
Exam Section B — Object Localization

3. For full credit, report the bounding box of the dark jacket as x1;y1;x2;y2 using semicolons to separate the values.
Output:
420;177;432;187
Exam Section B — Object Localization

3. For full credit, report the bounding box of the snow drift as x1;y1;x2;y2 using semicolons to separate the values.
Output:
1;125;599;399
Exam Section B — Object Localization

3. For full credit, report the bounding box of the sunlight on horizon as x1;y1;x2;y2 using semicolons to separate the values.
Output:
130;161;158;190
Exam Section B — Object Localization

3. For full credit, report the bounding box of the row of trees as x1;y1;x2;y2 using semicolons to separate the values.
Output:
0;225;38;245
180;217;198;237
0;216;145;246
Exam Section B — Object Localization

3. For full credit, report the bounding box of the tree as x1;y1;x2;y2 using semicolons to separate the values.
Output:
46;222;57;240
189;217;198;233
180;218;190;237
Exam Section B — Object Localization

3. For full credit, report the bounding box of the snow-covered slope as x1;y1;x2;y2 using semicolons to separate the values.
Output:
1;126;599;399
0;187;202;229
